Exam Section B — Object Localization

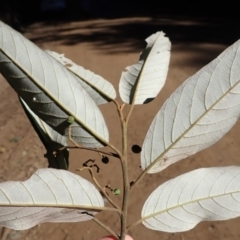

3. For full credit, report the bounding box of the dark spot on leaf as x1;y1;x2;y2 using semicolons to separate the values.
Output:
163;157;168;162
143;98;154;104
132;145;142;153
102;156;109;164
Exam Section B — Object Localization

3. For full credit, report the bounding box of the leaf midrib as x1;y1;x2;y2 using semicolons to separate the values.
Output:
68;68;114;101
147;73;240;173
142;188;240;221
0;203;117;212
131;33;160;105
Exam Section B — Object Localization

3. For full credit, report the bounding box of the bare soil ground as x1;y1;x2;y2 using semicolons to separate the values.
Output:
1;17;240;240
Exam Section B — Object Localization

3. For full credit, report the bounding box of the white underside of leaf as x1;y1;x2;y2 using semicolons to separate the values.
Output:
142;166;240;232
119;31;171;104
46;50;116;105
20;98;68;146
0;168;104;230
0;21;109;148
141;39;240;173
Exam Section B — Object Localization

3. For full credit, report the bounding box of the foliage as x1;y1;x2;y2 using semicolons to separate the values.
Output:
1;20;240;240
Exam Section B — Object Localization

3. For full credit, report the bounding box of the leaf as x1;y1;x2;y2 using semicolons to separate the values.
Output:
20;98;68;147
20;98;69;169
141;39;240;173
119;31;171;105
0;21;108;148
0;168;104;230
141;166;240;233
46;50;116;105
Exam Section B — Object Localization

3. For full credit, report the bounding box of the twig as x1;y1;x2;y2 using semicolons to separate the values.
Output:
67;116;122;158
119;121;130;240
130;172;145;190
125;104;135;124
130;153;163;190
112;100;131;240
77;167;121;211
112;99;124;123
68;126;80;147
57;146;119;158
126;218;143;231
93;218;119;240
112;99;131;240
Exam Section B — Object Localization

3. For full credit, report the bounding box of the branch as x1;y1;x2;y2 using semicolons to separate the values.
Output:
83;211;119;239
57;145;119;158
93;218;119;240
77;167;121;211
112;99;131;240
125;104;135;124
130;157;159;190
126;218;143;231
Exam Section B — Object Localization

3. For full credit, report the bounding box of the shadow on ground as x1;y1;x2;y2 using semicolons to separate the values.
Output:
26;14;240;53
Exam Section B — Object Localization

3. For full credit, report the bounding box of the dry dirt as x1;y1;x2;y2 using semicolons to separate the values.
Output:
1;17;240;240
